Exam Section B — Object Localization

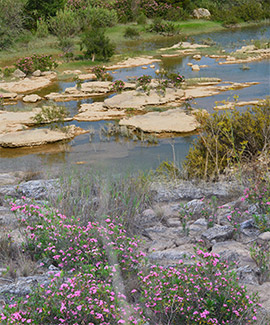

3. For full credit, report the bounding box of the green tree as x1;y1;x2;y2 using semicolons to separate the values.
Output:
80;28;115;61
0;0;26;49
24;0;66;28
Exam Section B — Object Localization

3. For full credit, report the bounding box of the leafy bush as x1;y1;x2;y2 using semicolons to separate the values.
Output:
15;54;57;75
136;12;147;25
184;99;270;179
32;105;68;130
110;80;125;93
2;67;15;78
49;7;81;40
80;28;115;61
80;6;117;29
36;17;49;38
24;0;66;29
136;75;152;94
0;0;25;49
147;17;179;35
124;27;140;39
166;72;185;87
138;248;259;324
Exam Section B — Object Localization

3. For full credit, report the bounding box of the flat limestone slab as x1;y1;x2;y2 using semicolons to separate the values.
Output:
119;108;199;134
184;82;259;99
104;89;184;110
0;74;56;94
0;110;41;134
45;81;136;102
0;126;87;148
74;103;126;121
106;56;161;70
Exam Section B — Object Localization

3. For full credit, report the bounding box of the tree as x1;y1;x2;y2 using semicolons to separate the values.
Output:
24;0;66;28
80;28;115;61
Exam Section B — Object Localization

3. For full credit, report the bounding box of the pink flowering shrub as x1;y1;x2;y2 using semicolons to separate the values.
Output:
242;178;270;231
110;80;125;93
15;54;57;75
138;249;259;324
0;199;260;324
0;200;146;324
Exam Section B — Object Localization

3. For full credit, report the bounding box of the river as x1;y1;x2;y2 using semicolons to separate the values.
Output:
0;24;269;175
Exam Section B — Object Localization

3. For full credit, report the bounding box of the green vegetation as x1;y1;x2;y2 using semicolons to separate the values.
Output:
184;99;270;180
32;105;68;130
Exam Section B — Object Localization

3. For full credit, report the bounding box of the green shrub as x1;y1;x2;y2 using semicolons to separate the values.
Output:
136;12;147;25
184;99;270;179
32;105;68;130
49;7;81;40
124;27;140;39
80;6;117;29
80;28;115;61
36;17;49;38
147;17;179;35
110;80;125;93
0;0;25;49
2;67;15;78
24;0;66;28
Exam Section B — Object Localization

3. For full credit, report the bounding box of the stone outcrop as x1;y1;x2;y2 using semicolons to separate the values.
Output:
193;8;211;19
12;69;26;79
119;108;199;134
22;94;42;103
0;73;57;93
106;56;161;70
0;110;41;134
0;125;87;148
74;102;126;121
104;88;184;110
45;81;136;101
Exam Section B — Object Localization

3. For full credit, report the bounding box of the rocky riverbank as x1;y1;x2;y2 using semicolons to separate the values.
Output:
0;172;269;322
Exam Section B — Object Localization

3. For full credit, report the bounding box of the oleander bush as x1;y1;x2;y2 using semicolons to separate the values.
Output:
15;54;57;74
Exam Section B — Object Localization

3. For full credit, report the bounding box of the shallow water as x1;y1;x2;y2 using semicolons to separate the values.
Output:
1;25;270;174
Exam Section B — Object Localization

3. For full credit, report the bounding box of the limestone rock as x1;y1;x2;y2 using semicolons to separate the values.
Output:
0;74;56;93
0;126;87;148
193;54;201;60
119;108;198;134
22;94;42;103
74;102;126;121
78;73;96;81
12;69;26;79
32;70;41;77
201;225;234;247
106;56;161;70
104;89;184;110
192;64;200;71
257;232;270;245
193;8;211;19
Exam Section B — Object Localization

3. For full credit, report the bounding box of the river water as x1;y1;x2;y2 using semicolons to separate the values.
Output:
0;25;269;175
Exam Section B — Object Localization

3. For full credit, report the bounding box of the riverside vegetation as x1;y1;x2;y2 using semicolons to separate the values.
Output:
0;101;270;322
0;0;270;68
